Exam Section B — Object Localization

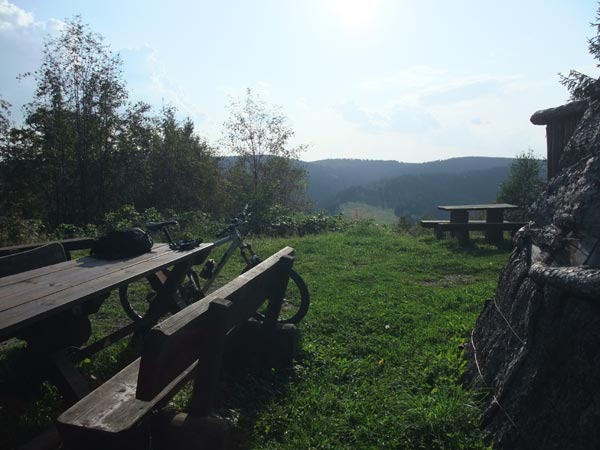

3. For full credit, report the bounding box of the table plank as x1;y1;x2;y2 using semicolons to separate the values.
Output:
0;244;176;301
0;243;213;339
1;243;213;302
437;203;518;211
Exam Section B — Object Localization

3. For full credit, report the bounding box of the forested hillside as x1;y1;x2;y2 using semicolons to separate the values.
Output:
303;157;514;213
334;166;511;219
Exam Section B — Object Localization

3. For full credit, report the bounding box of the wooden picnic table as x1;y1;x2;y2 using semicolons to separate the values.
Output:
423;203;523;245
437;203;519;221
0;242;214;402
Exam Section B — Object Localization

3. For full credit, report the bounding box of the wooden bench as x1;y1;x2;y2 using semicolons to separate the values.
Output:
0;237;95;259
0;242;67;278
420;219;526;242
57;247;297;450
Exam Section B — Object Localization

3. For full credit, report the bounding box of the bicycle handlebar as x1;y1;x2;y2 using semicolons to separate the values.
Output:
147;220;179;232
215;206;251;238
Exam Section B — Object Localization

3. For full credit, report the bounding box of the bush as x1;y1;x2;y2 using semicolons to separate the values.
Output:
497;149;545;220
258;206;345;237
171;210;226;240
0;214;46;246
396;216;429;237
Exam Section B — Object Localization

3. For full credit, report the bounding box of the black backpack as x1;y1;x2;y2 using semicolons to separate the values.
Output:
90;228;153;260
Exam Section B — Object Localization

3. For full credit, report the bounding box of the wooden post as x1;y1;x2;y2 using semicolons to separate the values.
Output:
485;209;504;245
50;349;90;403
434;225;444;240
187;298;231;417
261;255;294;331
450;210;469;245
146;261;192;318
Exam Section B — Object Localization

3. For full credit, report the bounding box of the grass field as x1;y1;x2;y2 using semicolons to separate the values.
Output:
0;225;511;449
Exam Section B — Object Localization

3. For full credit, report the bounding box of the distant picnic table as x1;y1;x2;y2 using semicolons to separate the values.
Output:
420;203;527;245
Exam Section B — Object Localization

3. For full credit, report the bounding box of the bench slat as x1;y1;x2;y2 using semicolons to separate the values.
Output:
420;220;526;229
436;221;526;231
58;358;199;439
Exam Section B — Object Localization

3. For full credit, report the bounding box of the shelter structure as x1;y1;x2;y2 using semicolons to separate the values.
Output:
530;100;587;179
466;95;600;449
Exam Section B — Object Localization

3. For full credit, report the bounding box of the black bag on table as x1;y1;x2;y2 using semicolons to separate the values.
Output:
90;227;153;260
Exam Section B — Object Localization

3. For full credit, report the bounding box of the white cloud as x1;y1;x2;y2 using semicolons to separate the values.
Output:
0;1;63;34
0;0;33;30
358;66;523;107
326;64;555;161
0;2;66;122
420;77;518;106
336;101;439;135
138;47;208;126
358;65;449;93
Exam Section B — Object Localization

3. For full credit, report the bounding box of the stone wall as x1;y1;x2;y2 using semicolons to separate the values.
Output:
465;98;600;450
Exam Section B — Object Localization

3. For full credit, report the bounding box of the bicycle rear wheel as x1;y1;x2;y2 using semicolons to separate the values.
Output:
254;269;310;324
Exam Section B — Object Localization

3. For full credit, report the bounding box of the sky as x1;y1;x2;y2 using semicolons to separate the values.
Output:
0;0;598;163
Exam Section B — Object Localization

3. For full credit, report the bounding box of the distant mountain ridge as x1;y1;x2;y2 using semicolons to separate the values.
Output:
302;156;514;213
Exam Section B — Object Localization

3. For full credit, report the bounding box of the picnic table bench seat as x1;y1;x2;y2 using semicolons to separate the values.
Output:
420;219;527;230
57;247;297;450
420;219;488;228
420;219;527;243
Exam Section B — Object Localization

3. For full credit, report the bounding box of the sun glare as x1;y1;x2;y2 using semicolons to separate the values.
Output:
327;0;381;35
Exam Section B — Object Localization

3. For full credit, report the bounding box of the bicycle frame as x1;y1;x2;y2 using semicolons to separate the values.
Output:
198;227;257;294
150;206;258;296
125;208;309;325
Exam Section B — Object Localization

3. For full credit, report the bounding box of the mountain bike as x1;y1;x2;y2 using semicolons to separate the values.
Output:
118;206;310;324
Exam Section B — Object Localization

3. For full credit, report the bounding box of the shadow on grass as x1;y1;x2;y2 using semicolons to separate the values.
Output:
440;235;515;257
218;358;301;449
0;336;140;450
0;342;65;450
205;325;303;449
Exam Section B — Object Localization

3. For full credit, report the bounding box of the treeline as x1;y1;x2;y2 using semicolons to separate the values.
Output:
0;18;306;241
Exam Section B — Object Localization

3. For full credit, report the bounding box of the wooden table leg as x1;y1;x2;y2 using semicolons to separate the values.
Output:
144;249;212;320
49;349;90;404
485;209;504;245
147;261;194;318
450;211;469;245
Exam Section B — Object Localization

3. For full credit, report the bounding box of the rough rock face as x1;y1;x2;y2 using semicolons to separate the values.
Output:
464;99;600;450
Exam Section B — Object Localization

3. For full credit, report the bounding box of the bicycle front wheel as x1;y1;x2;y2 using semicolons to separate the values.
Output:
254;269;310;325
119;269;203;321
119;280;155;321
280;270;310;324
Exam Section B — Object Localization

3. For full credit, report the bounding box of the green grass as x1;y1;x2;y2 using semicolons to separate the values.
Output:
216;225;507;450
0;225;510;449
